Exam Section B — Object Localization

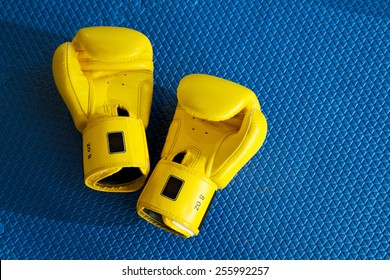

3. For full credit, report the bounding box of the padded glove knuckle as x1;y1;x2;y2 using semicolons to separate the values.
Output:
137;74;267;237
52;26;153;192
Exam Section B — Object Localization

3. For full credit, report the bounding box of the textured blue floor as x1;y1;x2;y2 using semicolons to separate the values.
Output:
0;0;388;259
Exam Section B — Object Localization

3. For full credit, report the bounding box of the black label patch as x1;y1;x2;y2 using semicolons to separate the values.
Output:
161;176;184;201
107;132;125;154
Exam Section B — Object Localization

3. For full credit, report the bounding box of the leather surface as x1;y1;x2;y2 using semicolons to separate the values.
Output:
52;26;153;191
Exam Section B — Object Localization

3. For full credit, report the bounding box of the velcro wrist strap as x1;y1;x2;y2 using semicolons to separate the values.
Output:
137;160;217;238
82;117;149;192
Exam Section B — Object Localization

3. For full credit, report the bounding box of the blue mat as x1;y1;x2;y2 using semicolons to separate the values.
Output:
0;0;388;259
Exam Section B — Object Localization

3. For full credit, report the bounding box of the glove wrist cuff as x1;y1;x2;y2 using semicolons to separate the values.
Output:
137;160;217;238
82;117;149;192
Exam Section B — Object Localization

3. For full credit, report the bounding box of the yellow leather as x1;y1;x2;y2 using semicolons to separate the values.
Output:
82;117;148;192
52;26;153;192
138;160;217;238
137;74;267;237
177;74;260;121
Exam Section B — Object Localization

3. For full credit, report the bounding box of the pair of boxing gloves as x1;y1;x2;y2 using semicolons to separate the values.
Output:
52;26;267;238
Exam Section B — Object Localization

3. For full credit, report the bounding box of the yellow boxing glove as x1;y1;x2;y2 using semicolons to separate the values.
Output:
137;74;267;237
52;27;153;192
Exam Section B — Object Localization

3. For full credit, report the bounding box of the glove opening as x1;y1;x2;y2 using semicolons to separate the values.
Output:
172;152;186;164
117;107;129;117
142;208;164;224
141;208;187;237
98;167;143;186
141;208;196;238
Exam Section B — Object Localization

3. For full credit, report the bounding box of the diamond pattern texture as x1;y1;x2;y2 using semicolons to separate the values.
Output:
0;0;388;259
